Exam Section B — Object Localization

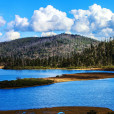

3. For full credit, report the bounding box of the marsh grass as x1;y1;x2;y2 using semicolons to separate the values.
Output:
0;78;54;88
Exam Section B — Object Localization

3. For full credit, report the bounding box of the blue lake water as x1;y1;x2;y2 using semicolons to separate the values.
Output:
0;69;114;111
0;69;114;81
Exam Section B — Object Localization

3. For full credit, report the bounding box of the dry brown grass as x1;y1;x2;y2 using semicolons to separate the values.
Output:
0;106;113;114
45;73;114;83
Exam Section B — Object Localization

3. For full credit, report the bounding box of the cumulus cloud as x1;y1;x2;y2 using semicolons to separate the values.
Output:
3;4;114;41
30;5;74;32
97;28;114;38
1;30;20;42
72;19;90;33
0;16;6;27
34;35;38;37
7;15;29;31
41;32;57;37
71;4;114;39
65;31;71;34
7;5;74;33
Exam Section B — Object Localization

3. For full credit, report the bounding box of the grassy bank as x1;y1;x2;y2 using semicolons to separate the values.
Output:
3;65;114;71
100;66;114;71
64;66;114;71
0;106;113;114
0;78;54;89
3;66;53;70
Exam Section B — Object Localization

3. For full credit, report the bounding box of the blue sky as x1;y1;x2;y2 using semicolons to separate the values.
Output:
0;0;114;41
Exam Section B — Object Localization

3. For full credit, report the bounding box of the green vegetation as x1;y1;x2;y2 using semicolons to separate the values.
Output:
4;65;114;70
4;66;53;70
0;34;113;69
0;33;98;60
108;112;114;114
101;66;114;69
0;78;54;88
87;110;97;114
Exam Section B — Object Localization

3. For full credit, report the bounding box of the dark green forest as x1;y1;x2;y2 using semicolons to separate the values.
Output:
0;34;113;69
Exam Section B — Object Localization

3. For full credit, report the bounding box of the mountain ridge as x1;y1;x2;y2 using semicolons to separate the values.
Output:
0;33;99;59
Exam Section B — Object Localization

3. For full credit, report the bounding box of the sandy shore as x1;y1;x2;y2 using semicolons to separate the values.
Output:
0;106;113;114
45;73;114;83
0;66;4;69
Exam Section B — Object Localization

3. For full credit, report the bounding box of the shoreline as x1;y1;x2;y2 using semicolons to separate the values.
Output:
2;66;114;71
0;66;4;69
45;73;114;83
0;106;113;114
0;73;114;89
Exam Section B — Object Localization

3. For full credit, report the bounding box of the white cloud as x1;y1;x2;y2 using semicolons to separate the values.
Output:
30;5;74;32
89;4;113;29
3;4;114;41
72;19;90;33
65;31;71;34
97;28;114;38
1;30;20;42
6;5;74;33
71;4;114;39
41;32;57;37
7;15;29;31
83;33;97;39
34;35;38;37
0;16;6;27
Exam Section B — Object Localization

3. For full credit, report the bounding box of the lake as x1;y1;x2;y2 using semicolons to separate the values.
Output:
0;69;114;111
0;69;114;81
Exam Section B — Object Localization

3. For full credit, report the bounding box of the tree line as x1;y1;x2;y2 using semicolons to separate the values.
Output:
0;39;113;69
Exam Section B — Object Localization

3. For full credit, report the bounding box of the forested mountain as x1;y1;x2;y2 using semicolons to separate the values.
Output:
0;39;113;69
0;33;113;69
0;33;98;59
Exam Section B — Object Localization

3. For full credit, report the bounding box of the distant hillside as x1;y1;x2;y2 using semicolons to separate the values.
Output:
0;33;99;59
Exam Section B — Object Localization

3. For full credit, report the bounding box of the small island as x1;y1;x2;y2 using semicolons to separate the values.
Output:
0;78;54;89
0;73;114;89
